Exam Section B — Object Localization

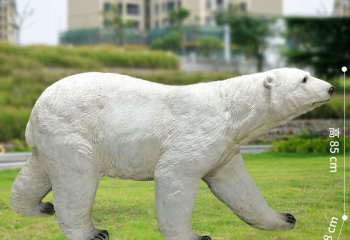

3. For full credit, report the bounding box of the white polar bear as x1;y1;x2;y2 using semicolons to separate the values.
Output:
10;68;334;240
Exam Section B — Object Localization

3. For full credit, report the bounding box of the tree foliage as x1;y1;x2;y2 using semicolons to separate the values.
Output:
196;37;223;57
168;7;190;28
101;3;131;45
216;7;274;71
151;7;190;54
150;32;182;52
285;18;350;78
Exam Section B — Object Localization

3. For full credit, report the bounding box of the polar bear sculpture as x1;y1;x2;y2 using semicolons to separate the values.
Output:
10;68;334;240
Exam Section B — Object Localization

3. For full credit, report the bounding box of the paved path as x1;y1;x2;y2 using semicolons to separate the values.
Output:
0;145;271;170
0;152;30;169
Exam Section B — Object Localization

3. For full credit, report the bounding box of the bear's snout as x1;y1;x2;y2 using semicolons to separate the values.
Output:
328;86;335;95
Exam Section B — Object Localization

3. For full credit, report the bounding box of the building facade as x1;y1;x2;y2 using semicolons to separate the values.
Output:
68;0;282;31
0;0;17;44
334;0;350;17
68;0;147;30
63;0;282;45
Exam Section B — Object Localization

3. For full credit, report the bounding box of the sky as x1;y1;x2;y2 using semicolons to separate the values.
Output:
17;0;335;46
283;0;335;16
17;0;67;45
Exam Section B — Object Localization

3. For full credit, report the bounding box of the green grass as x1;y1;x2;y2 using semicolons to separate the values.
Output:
0;152;349;239
0;43;179;70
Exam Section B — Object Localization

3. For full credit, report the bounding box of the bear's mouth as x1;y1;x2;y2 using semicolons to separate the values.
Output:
312;99;329;106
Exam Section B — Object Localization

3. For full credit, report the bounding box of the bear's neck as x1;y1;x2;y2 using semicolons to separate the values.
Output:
218;76;278;144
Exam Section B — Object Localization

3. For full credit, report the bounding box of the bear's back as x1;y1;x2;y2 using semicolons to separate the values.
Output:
29;72;170;139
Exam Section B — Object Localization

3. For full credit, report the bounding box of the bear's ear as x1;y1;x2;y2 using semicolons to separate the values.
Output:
263;75;275;89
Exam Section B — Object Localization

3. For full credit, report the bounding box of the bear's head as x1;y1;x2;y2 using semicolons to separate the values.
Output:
262;68;334;123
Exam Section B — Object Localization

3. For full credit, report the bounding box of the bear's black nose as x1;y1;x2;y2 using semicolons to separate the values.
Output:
328;86;335;95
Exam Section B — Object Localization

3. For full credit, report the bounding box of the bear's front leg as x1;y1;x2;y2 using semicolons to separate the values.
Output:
203;153;296;231
154;163;205;240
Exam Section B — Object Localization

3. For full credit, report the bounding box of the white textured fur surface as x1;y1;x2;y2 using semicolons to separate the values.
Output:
11;68;332;240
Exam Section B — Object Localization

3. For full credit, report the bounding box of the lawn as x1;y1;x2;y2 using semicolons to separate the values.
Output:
0;152;349;240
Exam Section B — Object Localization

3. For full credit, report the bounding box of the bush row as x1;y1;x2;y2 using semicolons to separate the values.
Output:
0;107;30;142
300;98;350;119
0;43;179;71
271;136;350;154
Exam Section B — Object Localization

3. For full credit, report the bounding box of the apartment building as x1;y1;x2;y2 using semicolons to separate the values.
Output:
68;0;282;31
0;0;17;43
334;0;350;17
68;0;147;30
150;0;282;28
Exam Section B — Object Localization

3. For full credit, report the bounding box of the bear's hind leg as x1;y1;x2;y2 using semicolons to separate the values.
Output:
10;150;54;216
203;153;296;231
51;170;106;240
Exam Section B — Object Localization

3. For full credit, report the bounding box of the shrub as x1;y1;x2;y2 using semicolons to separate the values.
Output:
150;32;182;53
196;37;223;57
27;46;101;69
271;136;350;154
0;43;179;70
0;107;30;142
9;139;31;152
300;94;350;118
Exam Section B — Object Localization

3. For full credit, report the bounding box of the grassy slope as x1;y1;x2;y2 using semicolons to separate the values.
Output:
0;152;349;239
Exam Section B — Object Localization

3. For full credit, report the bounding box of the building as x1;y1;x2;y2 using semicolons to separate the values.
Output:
152;0;282;28
334;0;350;17
0;0;17;44
233;0;282;16
62;0;282;45
68;0;147;30
67;0;282;31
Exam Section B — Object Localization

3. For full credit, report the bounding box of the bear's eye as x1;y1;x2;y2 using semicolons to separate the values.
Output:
302;77;308;83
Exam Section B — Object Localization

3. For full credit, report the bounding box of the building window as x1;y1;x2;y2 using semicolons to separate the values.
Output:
162;18;170;27
206;0;211;9
127;4;139;15
131;21;140;29
177;1;181;8
155;3;159;14
216;0;223;7
206;17;216;26
103;3;122;14
205;17;212;25
239;2;247;11
118;3;123;14
166;1;175;12
103;3;111;12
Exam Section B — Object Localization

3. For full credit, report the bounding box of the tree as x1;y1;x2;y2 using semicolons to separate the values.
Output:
13;1;34;45
101;3;131;45
196;37;223;57
284;18;350;78
168;7;190;27
151;32;181;52
167;7;190;54
216;6;274;71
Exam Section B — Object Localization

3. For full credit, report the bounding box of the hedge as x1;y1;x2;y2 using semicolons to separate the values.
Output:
0;43;179;70
0;107;30;142
271;136;350;154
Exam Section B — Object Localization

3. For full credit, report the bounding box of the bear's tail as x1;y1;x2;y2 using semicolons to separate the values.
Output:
25;120;35;149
